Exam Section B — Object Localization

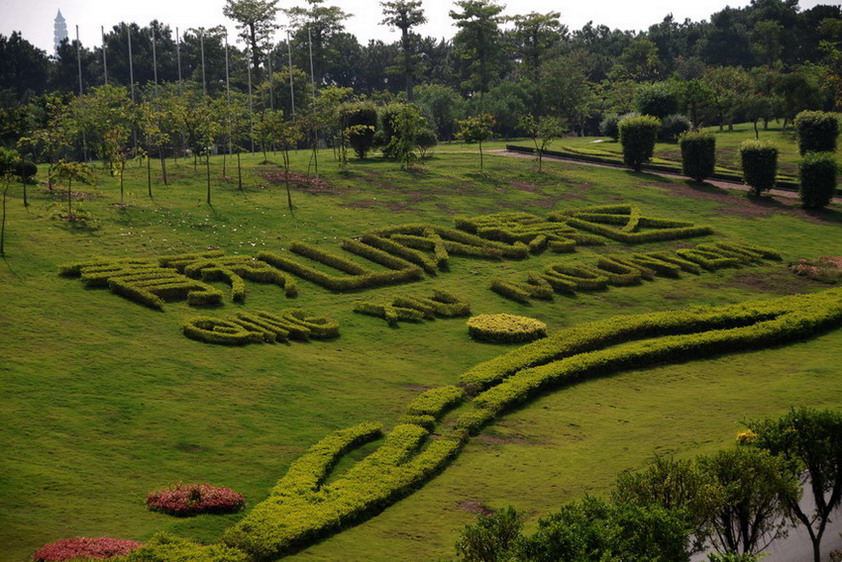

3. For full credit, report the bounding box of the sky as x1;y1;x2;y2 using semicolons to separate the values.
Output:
0;0;833;55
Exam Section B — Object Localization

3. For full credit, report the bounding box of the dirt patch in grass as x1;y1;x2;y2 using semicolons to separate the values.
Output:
261;171;342;194
513;181;541;193
457;500;494;516
723;267;820;294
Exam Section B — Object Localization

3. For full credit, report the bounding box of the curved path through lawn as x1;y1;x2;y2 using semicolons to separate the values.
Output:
490;148;842;205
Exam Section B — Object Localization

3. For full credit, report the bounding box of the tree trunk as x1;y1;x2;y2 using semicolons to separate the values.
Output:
147;155;152;198
67;178;72;217
479;140;484;171
1;184;7;257
237;152;242;191
284;151;293;214
22;178;27;207
160;152;167;186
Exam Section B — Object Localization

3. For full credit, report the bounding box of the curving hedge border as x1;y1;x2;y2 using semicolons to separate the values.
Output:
467;313;548;344
547;205;713;243
354;290;470;326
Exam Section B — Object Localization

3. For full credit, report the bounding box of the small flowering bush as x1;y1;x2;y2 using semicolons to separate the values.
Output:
33;536;144;560
467;313;547;344
146;484;245;516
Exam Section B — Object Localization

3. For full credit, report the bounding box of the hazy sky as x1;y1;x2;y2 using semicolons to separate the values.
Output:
1;0;832;55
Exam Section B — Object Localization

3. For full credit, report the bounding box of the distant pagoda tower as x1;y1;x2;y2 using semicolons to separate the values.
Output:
54;10;68;52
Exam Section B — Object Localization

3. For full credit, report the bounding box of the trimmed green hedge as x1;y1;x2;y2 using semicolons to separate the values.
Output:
354;290;470;326
405;385;465;417
680;132;716;182
740;140;778;196
799;151;838;209
548;205;713;244
619;115;661;172
223;423;463;559
794;110;839;155
183;309;339;345
124;532;248;561
467;313;548;344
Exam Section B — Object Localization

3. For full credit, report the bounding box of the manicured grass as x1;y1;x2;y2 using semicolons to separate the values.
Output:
1;146;841;560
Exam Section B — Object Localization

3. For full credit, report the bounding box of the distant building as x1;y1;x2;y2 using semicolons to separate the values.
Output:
54;10;68;53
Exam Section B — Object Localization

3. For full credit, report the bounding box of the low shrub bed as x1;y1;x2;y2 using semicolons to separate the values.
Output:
467;314;548;343
183;309;339;345
354;290;470;326
146;484;245;516
33;537;144;561
122;533;248;562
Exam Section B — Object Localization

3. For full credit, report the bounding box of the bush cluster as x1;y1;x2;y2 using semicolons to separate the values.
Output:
183;308;339;345
146;484;245;516
222;422;464;559
123;533;248;561
180;254;298;301
259;240;422;293
548;204;713;243
740;140;778;196
489;241;780;304
354;290;470;326
467;313;548;344
33;536;144;561
60;258;223;310
454;212;604;255
660;114;691;141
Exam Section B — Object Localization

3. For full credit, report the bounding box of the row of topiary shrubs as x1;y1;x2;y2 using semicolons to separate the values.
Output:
354;289;470;326
183;308;339;345
489;240;780;304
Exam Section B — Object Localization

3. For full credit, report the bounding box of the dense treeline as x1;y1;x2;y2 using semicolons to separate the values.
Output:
2;0;842;150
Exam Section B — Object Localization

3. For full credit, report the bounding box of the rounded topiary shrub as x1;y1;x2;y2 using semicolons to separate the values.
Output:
467;313;547;344
146;483;245;516
799;152;838;209
680;132;716;182
600;114;621;141
660;114;691;141
794;110;839;155
619;115;661;172
340;102;378;159
740;140;778;197
33;537;144;561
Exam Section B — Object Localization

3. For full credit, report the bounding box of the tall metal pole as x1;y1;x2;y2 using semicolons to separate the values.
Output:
176;27;183;93
151;24;158;93
224;34;231;101
200;30;206;96
101;26;107;84
247;47;254;152
267;49;274;111
308;25;318;177
75;25;83;95
127;24;135;102
287;30;295;119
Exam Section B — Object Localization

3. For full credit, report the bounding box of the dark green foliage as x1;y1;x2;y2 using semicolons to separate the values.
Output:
518;496;690;562
619;116;661;172
600;114;621;140
747;407;842;562
799;152;837;209
794;110;839;155
455;506;523;562
739;140;778;196
680;132;716;182
340;102;378;159
660;114;691;141
635;82;679;119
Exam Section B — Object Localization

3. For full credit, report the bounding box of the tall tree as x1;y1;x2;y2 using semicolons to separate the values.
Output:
747;408;842;562
285;0;350;86
0;32;50;97
511;11;564;80
449;0;506;94
223;0;279;81
380;1;426;100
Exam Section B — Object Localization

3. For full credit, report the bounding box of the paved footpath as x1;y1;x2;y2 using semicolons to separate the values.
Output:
490;149;842;205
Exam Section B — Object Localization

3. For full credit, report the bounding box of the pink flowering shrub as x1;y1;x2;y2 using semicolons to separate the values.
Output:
33;536;144;560
146;483;245;516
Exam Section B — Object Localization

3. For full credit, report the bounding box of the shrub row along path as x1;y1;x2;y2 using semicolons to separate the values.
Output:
491;149;842;204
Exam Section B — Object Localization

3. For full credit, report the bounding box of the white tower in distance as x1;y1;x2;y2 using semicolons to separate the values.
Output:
54;10;68;53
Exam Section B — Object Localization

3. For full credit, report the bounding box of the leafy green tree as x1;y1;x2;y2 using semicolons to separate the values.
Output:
538;54;595;135
253;109;283;164
51;160;94;218
635;82;679;119
414;83;465;140
746;408;842;562
457;113;495;171
449;0;505;93
751;19;784;67
138;102;169;197
285;0;351;86
0;32;50;98
275;118;303;213
518;114;565;172
223;0;279;81
697;447;799;556
380;1;426;100
339;102;377;159
612;36;663;82
387;103;428;169
455;506;522;562
703;66;754;131
511;12;564;81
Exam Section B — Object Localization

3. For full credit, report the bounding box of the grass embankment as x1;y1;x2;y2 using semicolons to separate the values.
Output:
1;145;841;560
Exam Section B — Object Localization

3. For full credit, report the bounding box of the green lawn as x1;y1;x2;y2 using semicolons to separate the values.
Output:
2;145;841;561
